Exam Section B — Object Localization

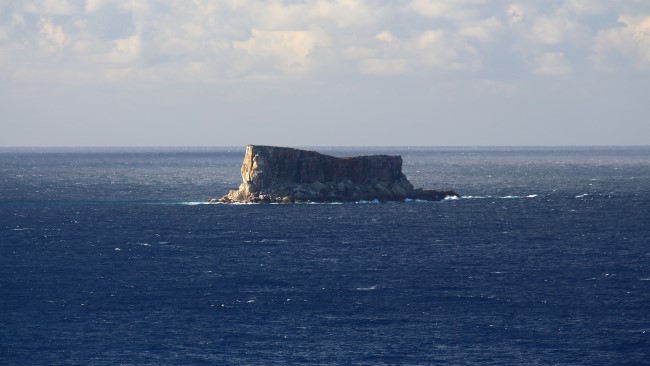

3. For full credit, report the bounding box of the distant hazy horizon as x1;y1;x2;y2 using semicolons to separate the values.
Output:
2;1;649;147
2;145;649;150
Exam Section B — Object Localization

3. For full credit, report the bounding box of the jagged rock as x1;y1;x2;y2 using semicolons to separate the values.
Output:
211;145;459;203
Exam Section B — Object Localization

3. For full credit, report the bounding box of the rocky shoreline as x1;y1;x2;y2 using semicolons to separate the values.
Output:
210;145;458;204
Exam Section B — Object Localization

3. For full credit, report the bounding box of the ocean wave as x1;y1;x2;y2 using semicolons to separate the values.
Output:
174;195;538;205
460;195;493;199
500;194;539;199
457;194;539;200
356;285;378;291
356;199;381;204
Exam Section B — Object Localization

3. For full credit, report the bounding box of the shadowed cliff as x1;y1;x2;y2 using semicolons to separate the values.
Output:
211;145;458;203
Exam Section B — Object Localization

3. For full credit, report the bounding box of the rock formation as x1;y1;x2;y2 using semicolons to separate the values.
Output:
210;145;458;203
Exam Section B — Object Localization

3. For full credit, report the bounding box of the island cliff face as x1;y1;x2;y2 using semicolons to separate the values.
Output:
212;145;458;203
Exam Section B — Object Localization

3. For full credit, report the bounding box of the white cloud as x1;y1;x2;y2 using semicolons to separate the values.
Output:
507;4;526;26
40;16;65;48
529;15;583;45
375;31;396;43
233;28;329;75
12;12;26;27
459;17;503;42
361;58;407;75
594;15;650;68
506;2;600;75
508;2;589;46
408;0;484;21
0;10;26;42
24;0;79;15
1;0;650;84
561;0;608;16
418;30;480;70
357;29;480;75
416;30;449;63
85;0;109;13
107;33;140;64
307;0;379;28
407;0;505;46
224;0;380;30
533;52;572;76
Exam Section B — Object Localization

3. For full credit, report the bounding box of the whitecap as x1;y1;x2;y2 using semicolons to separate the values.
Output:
405;198;429;203
260;238;288;243
575;194;589;198
526;194;538;198
356;285;378;291
462;195;492;199
184;201;214;205
444;195;459;200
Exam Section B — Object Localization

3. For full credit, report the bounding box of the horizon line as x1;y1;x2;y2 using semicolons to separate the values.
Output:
1;144;649;149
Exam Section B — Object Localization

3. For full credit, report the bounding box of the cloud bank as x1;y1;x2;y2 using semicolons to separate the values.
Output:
1;1;649;146
1;0;649;83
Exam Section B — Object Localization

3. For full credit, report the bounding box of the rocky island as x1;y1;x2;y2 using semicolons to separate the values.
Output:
210;145;459;204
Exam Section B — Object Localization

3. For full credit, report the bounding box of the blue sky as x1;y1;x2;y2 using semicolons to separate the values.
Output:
1;0;649;146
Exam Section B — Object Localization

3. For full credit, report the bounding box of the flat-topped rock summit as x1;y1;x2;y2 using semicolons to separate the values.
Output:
210;145;458;204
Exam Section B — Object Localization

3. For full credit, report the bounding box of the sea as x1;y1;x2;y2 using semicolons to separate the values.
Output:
1;146;649;365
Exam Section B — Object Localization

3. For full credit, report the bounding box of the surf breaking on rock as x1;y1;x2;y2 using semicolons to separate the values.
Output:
210;145;459;204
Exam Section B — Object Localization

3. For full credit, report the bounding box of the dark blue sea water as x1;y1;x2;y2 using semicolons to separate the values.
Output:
1;147;649;365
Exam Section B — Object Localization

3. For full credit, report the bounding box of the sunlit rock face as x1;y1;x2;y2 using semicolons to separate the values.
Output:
211;145;458;203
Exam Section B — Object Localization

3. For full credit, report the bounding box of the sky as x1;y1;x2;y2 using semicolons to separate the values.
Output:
1;0;649;147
